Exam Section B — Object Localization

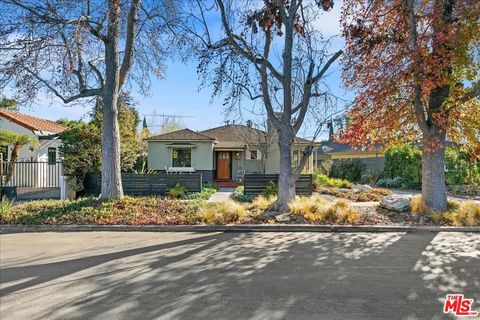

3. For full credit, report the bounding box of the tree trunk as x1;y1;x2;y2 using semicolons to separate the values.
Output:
5;145;20;185
101;1;123;200
421;130;447;212
276;127;295;213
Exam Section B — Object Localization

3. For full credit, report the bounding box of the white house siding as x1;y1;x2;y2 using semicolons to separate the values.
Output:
0;117;39;161
1;116;63;188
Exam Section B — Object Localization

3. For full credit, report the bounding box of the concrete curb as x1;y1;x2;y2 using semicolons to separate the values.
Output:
1;224;479;233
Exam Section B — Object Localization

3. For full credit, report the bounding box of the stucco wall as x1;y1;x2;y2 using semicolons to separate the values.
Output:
147;141;215;171
1;118;62;162
0;117;39;160
230;151;263;180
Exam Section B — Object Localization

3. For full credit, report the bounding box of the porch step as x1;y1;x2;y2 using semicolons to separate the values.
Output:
215;181;243;188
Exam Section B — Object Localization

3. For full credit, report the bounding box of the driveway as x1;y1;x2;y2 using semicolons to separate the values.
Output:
1;231;479;320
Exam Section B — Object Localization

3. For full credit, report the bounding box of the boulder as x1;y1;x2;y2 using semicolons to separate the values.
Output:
352;184;373;192
380;195;410;212
275;213;291;223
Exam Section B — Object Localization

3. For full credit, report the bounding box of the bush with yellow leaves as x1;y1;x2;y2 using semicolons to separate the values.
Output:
410;196;480;227
200;201;247;224
250;195;276;212
288;196;360;224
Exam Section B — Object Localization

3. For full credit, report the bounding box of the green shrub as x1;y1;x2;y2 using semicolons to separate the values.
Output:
445;147;480;185
233;186;245;199
202;182;218;191
0;198;15;220
361;169;384;186
384;144;422;188
377;177;405;188
165;183;187;198
313;173;351;189
183;199;206;223
330;159;362;182
261;181;278;197
232;186;254;202
447;184;480;196
184;187;217;200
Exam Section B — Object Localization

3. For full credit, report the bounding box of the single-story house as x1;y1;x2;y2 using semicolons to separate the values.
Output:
145;123;316;183
315;140;385;173
0;109;65;163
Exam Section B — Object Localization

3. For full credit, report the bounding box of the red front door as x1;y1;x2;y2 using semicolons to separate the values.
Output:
216;152;231;180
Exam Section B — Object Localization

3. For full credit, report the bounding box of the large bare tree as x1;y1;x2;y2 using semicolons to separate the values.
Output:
0;0;173;199
177;0;343;211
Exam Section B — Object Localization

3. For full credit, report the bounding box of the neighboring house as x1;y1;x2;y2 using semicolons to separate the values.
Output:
146;123;316;183
0;109;65;163
315;140;385;173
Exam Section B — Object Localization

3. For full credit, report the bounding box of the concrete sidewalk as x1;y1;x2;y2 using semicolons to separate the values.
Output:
207;188;234;203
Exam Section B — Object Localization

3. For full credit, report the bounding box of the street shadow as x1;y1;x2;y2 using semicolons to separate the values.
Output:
1;232;479;320
0;232;233;296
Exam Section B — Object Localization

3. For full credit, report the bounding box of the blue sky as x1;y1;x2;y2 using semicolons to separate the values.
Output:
13;1;350;139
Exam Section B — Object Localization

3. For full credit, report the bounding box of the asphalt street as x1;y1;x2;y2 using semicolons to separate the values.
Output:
1;231;479;319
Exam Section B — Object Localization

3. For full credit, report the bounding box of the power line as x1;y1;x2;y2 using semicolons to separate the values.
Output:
142;111;193;132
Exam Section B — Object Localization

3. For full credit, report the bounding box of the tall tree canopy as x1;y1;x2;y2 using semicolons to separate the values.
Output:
179;0;344;211
0;0;174;199
59;93;143;190
341;0;480;211
0;96;17;110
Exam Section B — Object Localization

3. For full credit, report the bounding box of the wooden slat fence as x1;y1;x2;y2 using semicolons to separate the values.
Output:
84;173;202;196
244;174;312;196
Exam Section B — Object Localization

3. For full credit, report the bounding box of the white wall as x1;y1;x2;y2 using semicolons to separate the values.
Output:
0;117;62;162
1;117;63;187
0;117;39;160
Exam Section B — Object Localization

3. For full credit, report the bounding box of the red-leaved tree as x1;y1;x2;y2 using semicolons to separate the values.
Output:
341;0;480;211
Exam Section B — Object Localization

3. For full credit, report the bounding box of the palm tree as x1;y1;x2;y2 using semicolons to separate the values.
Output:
0;130;38;185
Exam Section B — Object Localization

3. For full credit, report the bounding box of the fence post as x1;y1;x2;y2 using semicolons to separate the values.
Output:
60;175;66;200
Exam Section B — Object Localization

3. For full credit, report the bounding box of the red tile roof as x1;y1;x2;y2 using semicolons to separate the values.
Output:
0;109;66;134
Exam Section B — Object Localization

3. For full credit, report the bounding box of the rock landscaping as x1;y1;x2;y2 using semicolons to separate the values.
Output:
379;195;410;212
1;186;479;227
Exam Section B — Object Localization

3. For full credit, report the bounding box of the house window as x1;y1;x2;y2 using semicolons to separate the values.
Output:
172;148;191;167
247;150;261;160
293;150;300;167
48;148;57;165
0;146;7;162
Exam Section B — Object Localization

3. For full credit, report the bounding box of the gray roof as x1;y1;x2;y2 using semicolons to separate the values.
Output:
145;129;216;141
200;124;313;145
316;141;383;155
145;125;315;146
